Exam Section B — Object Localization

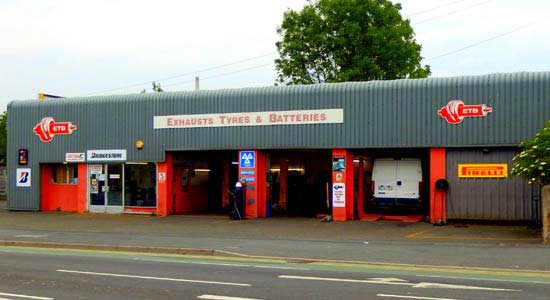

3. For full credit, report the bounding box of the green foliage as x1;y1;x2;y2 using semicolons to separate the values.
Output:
275;0;430;85
511;120;550;185
152;81;164;92
0;111;6;164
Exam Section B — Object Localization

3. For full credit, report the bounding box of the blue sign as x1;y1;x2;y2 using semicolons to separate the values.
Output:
240;151;255;168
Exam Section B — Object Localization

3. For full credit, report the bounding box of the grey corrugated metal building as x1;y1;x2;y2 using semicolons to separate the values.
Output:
7;72;550;222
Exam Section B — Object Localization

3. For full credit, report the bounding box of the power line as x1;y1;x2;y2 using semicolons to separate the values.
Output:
413;0;491;26
408;0;467;17
85;52;276;95
164;62;274;89
424;22;536;62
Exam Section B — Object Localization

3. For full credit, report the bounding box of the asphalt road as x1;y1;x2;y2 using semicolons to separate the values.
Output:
0;247;549;300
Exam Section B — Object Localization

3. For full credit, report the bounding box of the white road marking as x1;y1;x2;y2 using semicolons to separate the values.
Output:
278;275;519;291
0;292;53;300
377;294;461;300
56;270;250;287
131;257;310;270
416;274;550;285
369;278;409;283
197;295;263;300
13;235;48;238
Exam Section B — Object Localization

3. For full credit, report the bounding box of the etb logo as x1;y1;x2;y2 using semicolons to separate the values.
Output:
239;151;255;168
16;168;31;187
33;117;77;142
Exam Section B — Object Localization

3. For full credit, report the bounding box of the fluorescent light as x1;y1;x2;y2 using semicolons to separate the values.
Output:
194;169;210;172
270;168;304;172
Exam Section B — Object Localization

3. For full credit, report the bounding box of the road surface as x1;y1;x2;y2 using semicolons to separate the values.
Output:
0;246;548;300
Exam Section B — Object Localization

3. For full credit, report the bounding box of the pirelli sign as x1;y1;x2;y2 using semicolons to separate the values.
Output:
458;164;508;178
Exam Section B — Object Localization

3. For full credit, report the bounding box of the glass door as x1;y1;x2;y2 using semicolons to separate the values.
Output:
88;164;124;213
106;164;124;213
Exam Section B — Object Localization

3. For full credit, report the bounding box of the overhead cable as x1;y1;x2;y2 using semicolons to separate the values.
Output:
85;52;276;95
424;22;537;62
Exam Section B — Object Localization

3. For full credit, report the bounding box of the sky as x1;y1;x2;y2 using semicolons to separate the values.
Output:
1;0;549;112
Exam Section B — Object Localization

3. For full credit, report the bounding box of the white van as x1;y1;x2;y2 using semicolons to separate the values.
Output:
371;158;423;206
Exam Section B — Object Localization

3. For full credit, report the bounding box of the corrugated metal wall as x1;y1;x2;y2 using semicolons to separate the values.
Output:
446;148;533;220
7;72;550;210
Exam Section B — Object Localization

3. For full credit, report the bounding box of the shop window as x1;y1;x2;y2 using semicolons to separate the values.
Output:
124;163;156;207
52;164;78;184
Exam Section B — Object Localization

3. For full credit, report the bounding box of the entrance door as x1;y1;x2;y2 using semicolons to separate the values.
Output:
89;164;124;213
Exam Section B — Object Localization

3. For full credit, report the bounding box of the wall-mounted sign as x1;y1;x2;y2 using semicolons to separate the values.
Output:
438;100;492;124
153;108;344;129
240;151;255;168
332;183;345;207
34;117;77;142
16;168;31;187
18;149;28;165
87;150;127;162
332;156;345;172
65;152;85;162
158;172;166;183
458;164;508;178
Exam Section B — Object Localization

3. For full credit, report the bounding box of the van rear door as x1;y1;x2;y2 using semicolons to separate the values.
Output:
396;159;422;200
372;159;397;200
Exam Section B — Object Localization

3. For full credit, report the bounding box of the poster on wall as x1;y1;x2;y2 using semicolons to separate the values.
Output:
332;183;345;207
90;164;103;175
16;168;31;187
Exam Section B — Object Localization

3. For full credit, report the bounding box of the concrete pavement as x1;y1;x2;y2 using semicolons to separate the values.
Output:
0;201;548;271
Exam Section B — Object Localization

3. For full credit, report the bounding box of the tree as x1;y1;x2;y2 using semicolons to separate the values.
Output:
0;111;6;164
275;0;430;85
152;81;164;92
511;120;550;185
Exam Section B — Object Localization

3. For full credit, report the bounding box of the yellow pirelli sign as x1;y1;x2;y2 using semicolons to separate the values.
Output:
458;164;508;178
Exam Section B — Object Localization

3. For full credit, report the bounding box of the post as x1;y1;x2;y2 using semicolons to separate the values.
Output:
357;158;366;219
332;149;355;221
430;148;447;224
543;185;550;243
156;152;174;217
238;150;267;219
279;159;288;210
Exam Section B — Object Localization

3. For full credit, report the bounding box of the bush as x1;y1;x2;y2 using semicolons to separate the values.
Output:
511;120;550;185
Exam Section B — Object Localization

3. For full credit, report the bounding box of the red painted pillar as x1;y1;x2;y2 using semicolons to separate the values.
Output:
430;148;447;224
357;158;366;219
40;165;52;211
332;149;355;221
77;164;88;213
157;152;174;217
238;150;267;219
279;159;288;210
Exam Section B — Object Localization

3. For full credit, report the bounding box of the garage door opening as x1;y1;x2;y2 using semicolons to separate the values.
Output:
267;150;332;217
172;151;238;215
353;149;430;220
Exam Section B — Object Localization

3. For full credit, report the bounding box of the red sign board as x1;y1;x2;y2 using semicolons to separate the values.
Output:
33;117;77;142
438;100;492;124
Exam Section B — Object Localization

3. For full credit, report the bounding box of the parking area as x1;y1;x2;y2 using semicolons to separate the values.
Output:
0;207;541;245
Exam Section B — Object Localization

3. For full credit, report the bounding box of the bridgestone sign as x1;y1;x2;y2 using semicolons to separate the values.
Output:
153;109;344;129
87;150;127;161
